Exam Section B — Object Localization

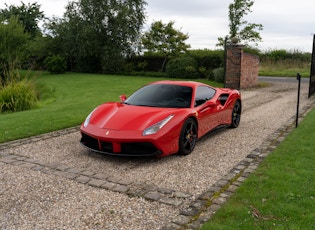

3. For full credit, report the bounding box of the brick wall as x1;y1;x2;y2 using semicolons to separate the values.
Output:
225;44;259;89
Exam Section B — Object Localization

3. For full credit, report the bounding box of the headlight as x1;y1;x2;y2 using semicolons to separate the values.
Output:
83;108;97;128
143;115;174;136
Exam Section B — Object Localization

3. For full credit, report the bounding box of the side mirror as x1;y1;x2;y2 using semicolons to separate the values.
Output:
119;94;127;102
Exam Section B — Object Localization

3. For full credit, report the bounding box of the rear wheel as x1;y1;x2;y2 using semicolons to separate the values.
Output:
230;100;241;128
178;118;197;155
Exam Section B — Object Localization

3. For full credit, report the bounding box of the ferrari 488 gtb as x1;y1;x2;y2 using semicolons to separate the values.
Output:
80;80;241;157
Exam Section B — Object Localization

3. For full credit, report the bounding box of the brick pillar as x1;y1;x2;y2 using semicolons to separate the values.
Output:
224;44;244;89
240;53;259;88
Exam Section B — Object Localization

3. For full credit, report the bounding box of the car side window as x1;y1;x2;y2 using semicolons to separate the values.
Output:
195;86;216;107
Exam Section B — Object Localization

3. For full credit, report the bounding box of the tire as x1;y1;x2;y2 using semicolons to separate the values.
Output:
178;118;197;155
230;100;241;128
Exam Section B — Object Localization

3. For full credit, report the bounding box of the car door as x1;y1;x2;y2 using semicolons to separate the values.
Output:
194;86;220;136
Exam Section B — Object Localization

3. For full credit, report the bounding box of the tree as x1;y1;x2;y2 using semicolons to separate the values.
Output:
142;20;190;71
46;0;147;73
0;2;45;38
0;16;30;84
217;0;263;47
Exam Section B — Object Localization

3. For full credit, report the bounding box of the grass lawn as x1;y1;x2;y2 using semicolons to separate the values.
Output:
201;108;315;230
0;72;222;143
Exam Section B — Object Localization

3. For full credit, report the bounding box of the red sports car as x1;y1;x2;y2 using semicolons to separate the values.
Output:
80;80;241;157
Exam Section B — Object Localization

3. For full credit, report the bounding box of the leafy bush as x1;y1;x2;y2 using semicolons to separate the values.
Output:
101;51;126;73
125;71;167;78
166;56;198;79
207;69;215;81
213;67;225;83
260;49;311;62
45;55;67;74
266;49;288;62
188;49;224;78
125;55;168;72
0;79;37;112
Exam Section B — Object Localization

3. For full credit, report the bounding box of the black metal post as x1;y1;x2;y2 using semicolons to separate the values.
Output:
296;73;301;128
308;34;315;98
223;37;228;88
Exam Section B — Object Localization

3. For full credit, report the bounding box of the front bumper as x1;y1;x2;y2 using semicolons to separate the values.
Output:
80;132;163;156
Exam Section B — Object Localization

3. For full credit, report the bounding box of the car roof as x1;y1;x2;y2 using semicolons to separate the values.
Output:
150;80;212;88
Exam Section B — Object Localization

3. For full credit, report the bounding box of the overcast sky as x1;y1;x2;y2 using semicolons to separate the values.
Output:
1;0;314;52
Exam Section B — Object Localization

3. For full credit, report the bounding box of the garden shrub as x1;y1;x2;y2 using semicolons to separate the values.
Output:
166;56;198;79
0;79;37;112
213;67;225;83
45;55;67;74
101;50;126;74
125;55;168;72
125;71;167;78
188;49;224;78
207;69;215;81
198;66;209;78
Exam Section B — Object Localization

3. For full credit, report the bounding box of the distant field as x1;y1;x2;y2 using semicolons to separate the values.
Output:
259;59;310;77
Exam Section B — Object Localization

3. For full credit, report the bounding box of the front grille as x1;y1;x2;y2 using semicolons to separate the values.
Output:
81;133;100;151
100;141;113;152
121;142;159;155
81;133;161;156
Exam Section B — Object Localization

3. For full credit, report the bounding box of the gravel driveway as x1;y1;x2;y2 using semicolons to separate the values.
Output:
1;80;314;229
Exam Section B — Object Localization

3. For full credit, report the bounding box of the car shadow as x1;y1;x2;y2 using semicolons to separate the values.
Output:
197;125;230;143
79;147;169;165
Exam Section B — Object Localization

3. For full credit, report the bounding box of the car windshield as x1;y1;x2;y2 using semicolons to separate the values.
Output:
124;84;193;108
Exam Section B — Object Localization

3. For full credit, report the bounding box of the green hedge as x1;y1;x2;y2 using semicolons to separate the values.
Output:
124;50;225;75
125;55;167;72
45;55;67;74
213;67;225;83
166;56;198;79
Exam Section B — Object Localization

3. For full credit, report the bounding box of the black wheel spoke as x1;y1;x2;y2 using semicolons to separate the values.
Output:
230;101;241;128
178;119;197;155
183;138;191;150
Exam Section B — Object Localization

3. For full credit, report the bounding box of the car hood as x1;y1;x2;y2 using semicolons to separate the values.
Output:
87;102;181;131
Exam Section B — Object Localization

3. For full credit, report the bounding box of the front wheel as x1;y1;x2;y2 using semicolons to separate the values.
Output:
230;100;241;128
178;118;197;155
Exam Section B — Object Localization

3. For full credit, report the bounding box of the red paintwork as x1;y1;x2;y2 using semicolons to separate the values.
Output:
80;80;241;157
